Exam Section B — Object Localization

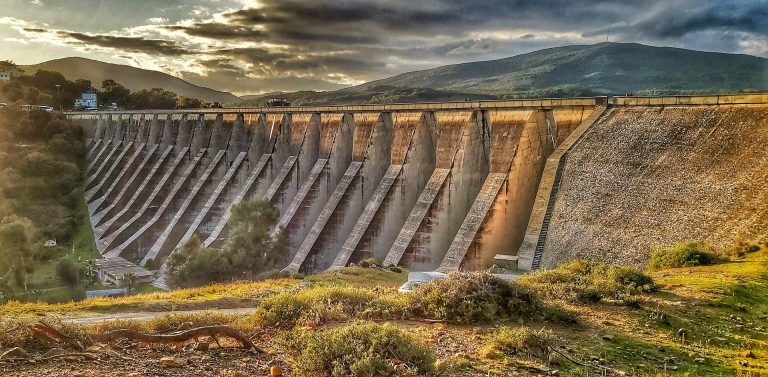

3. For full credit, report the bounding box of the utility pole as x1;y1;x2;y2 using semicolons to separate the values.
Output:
55;84;62;112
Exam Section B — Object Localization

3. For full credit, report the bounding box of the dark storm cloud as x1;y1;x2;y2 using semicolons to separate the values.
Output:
222;0;645;35
59;31;191;56
583;1;768;39
179;69;347;93
197;58;241;72
164;23;267;41
211;47;387;77
22;27;193;56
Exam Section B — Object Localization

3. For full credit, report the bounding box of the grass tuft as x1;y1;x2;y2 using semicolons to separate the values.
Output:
410;272;541;323
281;322;436;377
648;241;717;270
521;260;657;303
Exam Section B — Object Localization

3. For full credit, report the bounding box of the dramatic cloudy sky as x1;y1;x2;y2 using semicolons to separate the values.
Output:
1;0;766;94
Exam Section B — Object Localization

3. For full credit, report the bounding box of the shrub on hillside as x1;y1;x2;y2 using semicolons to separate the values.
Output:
56;259;84;287
281;323;436;377
482;326;555;360
727;241;762;258
648;241;716;270
521;260;657;303
358;258;377;268
409;272;541;323
252;286;407;328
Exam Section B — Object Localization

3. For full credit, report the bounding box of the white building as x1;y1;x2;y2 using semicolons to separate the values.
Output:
0;66;21;82
74;92;98;109
94;257;155;286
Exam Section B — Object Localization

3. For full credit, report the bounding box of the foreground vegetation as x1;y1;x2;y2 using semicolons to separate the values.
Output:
1;242;766;375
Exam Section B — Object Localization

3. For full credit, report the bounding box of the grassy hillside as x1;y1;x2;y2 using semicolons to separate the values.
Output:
21;57;240;104
354;42;768;96
242;43;768;106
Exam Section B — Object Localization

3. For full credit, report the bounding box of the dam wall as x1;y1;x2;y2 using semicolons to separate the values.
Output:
518;93;768;270
68;97;615;273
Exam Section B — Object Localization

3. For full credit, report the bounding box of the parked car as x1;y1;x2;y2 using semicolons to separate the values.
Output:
84;107;99;112
397;271;447;293
20;105;53;112
265;98;292;107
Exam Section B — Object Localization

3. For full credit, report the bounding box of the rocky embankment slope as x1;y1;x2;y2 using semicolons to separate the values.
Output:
545;104;768;266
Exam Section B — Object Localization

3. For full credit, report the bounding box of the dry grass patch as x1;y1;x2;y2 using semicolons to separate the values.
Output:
281;322;436;377
0;279;299;317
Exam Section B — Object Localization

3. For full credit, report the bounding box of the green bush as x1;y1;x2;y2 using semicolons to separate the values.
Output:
521;260;657;303
727;241;762;258
252;286;406;328
648;242;716;269
281;323;436;377
388;266;403;273
56;259;84;287
358;258;377;268
409;272;541;323
167;199;288;288
253;293;310;328
359;294;412;320
482;326;555;360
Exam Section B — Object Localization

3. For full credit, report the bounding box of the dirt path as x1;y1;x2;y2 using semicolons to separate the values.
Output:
40;307;258;325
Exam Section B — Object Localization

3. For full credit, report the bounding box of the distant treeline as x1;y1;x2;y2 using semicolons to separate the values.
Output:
0;61;220;110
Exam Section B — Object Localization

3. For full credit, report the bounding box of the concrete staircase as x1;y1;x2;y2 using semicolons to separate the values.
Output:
517;106;607;270
142;150;226;264
177;151;247;251
93;146;171;238
91;144;160;224
284;161;363;273
274;158;327;230
383;168;450;266
330;164;403;270
438;172;508;271
204;153;271;247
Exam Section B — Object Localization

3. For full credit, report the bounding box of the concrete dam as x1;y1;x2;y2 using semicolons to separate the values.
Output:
67;94;768;275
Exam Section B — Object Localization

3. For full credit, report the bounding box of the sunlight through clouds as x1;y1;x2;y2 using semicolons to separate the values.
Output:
0;0;765;94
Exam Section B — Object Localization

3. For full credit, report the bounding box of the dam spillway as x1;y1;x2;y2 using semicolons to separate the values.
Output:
68;94;768;275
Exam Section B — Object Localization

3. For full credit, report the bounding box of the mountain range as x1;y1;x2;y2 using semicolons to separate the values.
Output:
21;43;768;106
243;43;767;106
21;57;240;104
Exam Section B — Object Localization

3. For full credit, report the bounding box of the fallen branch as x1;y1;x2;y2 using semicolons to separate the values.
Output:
90;326;263;353
31;322;85;351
